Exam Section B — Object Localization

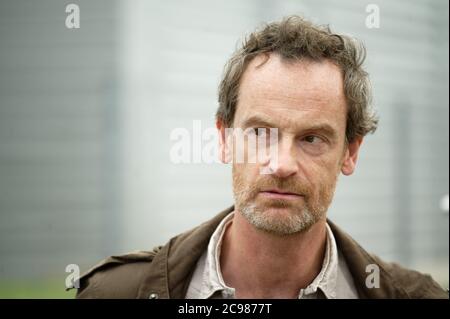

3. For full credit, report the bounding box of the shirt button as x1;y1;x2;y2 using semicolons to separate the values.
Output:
149;293;159;299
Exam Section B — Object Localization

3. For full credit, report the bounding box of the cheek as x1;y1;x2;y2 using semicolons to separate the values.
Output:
299;157;340;191
232;162;258;187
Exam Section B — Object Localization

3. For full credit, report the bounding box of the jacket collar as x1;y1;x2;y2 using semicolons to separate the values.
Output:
137;206;409;299
327;219;410;298
137;207;232;299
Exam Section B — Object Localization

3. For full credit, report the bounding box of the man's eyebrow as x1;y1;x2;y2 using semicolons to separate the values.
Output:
241;115;338;138
240;115;276;128
303;123;337;138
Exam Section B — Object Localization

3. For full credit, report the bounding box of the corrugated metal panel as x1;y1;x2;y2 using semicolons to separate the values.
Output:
0;0;120;279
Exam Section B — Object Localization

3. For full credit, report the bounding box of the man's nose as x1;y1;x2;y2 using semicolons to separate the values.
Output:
268;137;298;178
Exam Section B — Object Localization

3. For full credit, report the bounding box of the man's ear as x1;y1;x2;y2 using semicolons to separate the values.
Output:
216;119;231;163
341;136;364;176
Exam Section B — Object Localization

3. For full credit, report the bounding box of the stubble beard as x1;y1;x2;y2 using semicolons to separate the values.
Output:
232;166;338;236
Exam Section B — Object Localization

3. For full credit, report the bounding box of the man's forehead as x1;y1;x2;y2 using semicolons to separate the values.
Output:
235;53;347;128
239;53;345;104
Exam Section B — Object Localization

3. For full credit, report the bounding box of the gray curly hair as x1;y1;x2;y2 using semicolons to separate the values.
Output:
216;15;378;143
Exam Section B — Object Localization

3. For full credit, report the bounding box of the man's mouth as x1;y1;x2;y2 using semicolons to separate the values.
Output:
259;188;303;200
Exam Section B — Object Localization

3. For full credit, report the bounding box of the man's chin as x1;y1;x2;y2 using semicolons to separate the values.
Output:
257;205;297;216
240;203;317;235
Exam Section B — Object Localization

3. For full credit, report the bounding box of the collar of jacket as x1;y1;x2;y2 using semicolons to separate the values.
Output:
136;206;413;299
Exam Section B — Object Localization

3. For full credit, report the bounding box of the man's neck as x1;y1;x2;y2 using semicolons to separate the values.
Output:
220;211;327;299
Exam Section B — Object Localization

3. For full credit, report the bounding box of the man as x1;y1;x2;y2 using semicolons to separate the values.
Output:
74;16;447;299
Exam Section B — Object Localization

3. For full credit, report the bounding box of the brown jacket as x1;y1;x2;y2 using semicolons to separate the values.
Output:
73;206;448;299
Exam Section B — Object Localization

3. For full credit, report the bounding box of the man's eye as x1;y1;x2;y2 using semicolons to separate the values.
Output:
253;127;270;136
303;135;321;143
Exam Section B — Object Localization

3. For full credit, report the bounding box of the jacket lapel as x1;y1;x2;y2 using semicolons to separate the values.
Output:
328;220;409;298
137;207;233;299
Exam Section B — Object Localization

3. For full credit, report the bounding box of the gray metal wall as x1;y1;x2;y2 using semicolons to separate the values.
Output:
0;0;120;280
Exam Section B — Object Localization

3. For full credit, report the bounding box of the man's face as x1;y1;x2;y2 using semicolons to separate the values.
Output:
224;53;358;236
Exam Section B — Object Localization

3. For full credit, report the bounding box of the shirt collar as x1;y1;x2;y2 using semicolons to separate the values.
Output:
199;211;235;298
300;223;338;299
199;211;339;299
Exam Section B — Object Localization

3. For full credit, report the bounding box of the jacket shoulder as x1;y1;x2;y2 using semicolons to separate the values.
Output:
72;246;163;299
371;254;448;299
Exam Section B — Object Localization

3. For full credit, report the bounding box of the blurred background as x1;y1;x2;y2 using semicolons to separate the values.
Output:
0;0;448;298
